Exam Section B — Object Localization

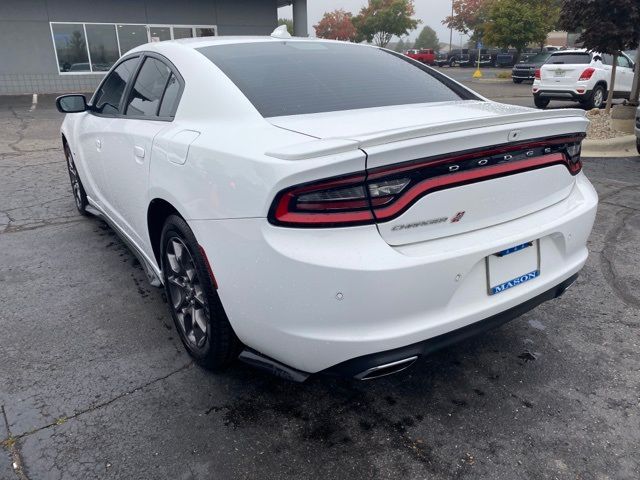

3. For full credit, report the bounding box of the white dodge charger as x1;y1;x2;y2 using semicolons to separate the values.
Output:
57;30;598;381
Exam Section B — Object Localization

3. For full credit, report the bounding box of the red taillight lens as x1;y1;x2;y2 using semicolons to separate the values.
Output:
269;136;585;228
534;68;541;79
579;67;595;81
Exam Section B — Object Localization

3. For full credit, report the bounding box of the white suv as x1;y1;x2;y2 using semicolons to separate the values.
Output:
533;50;636;109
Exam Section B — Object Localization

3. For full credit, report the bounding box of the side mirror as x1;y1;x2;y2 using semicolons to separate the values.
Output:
56;94;87;113
592;55;602;63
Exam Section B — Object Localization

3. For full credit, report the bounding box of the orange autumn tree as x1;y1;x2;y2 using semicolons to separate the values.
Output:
314;9;358;42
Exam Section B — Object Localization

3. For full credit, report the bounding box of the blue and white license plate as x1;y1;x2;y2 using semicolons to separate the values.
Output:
486;241;540;295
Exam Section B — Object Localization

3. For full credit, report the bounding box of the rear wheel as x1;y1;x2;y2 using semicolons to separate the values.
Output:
160;215;240;369
63;143;89;216
581;85;605;109
534;96;550;109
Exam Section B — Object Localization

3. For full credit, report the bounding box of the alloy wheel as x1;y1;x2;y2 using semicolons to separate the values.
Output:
164;237;209;351
65;147;83;209
593;88;604;108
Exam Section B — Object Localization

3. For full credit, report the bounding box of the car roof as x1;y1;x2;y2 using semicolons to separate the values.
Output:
130;35;360;55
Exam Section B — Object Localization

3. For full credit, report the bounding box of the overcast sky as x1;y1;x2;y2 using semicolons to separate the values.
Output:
278;0;465;44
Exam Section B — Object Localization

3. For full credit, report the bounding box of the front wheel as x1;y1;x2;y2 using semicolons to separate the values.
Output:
161;215;241;369
63;143;89;216
534;96;550;109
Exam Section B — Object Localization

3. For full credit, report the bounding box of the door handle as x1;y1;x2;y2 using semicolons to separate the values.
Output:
134;146;145;159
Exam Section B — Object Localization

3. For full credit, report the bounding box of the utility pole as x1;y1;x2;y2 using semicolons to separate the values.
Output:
449;0;453;52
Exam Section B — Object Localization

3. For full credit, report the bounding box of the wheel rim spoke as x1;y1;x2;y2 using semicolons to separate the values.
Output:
164;236;211;352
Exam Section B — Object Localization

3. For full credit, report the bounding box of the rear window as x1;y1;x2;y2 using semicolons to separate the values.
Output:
523;53;551;64
548;53;591;64
197;41;468;117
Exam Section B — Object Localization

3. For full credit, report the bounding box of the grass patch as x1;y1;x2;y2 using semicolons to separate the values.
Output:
495;71;512;79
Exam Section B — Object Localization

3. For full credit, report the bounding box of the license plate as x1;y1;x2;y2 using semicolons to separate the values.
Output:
554;69;565;77
486;241;540;295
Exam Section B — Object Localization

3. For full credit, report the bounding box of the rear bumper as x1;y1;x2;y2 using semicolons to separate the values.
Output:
190;173;598;374
533;89;591;101
325;273;578;378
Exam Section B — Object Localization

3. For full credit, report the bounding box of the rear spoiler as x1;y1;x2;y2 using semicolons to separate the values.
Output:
266;108;588;161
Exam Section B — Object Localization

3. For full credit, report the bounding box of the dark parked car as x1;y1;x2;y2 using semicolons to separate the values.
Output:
511;52;553;83
434;52;449;67
447;49;471;67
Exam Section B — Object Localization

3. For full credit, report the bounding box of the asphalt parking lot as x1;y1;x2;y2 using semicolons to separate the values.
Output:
1;87;639;479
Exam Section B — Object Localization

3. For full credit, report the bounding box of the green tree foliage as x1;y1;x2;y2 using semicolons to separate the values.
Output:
414;26;440;51
352;0;420;48
559;0;640;108
277;18;294;35
484;0;559;61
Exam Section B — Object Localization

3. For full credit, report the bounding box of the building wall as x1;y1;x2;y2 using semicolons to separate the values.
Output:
0;0;278;94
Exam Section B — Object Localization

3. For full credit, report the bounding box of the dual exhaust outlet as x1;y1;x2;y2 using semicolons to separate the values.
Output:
239;349;418;382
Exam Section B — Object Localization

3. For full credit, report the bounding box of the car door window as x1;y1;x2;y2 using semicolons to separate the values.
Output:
92;57;139;115
617;55;631;68
158;74;181;117
125;57;172;117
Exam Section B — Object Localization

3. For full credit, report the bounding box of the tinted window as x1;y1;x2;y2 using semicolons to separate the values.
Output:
126;57;172;117
198;42;465;117
524;53;551;64
617;55;632;68
159;74;181;117
85;24;119;71
51;23;89;72
548;53;591;64
93;57;139;114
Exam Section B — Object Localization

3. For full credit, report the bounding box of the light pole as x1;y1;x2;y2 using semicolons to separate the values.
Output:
449;0;453;53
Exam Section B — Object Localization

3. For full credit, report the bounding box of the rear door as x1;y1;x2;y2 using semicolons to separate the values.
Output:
100;55;183;248
541;52;592;87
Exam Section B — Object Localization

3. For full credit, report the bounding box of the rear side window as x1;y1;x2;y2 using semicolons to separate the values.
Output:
125;57;172;117
158;74;180;117
197;42;468;117
548;53;591;64
93;57;139;114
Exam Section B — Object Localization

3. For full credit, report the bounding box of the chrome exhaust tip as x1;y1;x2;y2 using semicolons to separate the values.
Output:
354;356;418;381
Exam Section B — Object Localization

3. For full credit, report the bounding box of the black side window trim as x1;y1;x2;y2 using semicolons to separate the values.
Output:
122;52;185;122
89;52;185;122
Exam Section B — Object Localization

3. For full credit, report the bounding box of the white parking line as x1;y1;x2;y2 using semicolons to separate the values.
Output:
29;93;38;112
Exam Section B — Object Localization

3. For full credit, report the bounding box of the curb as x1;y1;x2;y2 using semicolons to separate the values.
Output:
582;135;638;158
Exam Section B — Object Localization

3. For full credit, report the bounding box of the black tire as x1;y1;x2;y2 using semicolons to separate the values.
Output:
636;138;640;156
534;96;550;109
449;59;458;68
581;85;605;110
63;142;89;216
160;215;241;369
513;78;523;84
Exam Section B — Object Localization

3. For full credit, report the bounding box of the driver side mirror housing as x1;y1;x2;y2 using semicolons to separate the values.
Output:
56;94;87;113
592;55;602;63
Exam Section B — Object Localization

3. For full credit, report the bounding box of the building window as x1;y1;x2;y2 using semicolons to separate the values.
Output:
51;23;217;74
117;25;148;55
51;23;90;72
86;24;120;71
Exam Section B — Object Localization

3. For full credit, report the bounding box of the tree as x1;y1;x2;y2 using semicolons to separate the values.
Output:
559;0;640;110
395;38;407;52
352;0;420;48
484;0;559;63
443;0;493;43
314;9;357;41
414;26;440;51
278;18;293;35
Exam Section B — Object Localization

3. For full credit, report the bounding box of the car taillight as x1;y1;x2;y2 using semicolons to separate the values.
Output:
579;67;595;81
269;135;585;228
534;68;541;79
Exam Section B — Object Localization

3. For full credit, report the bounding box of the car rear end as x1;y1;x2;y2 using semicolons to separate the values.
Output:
533;51;596;104
192;40;598;379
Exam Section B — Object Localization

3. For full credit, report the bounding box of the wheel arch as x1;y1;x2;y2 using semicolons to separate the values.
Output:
147;197;187;266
